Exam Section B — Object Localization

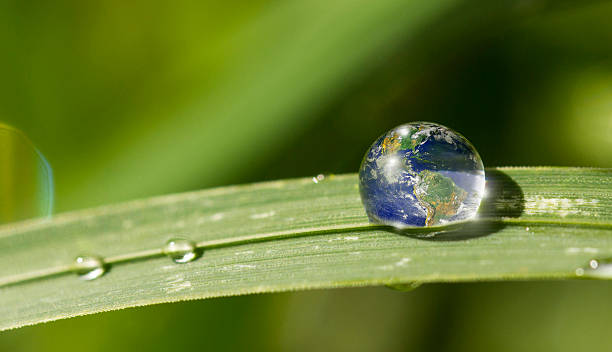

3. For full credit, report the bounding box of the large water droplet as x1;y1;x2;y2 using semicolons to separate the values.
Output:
73;256;106;281
163;238;198;263
386;282;422;292
576;258;612;279
358;122;485;228
0;123;53;224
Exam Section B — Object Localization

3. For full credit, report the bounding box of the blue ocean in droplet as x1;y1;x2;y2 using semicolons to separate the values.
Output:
359;122;485;228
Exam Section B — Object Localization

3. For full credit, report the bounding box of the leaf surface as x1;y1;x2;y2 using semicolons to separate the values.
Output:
0;167;610;330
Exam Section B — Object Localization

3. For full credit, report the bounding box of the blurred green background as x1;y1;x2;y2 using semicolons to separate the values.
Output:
1;0;612;350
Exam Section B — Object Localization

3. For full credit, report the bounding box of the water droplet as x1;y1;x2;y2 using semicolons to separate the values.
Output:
312;174;325;183
73;256;106;281
163;238;198;263
359;122;485;228
385;282;422;292
525;227;530;231
0;123;53;224
576;258;612;279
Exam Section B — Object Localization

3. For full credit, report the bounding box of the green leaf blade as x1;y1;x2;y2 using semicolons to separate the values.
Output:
0;167;610;331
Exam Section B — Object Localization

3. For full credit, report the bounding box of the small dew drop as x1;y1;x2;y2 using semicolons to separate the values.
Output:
312;174;326;184
576;258;612;279
385;282;422;292
73;255;106;281
163;238;198;263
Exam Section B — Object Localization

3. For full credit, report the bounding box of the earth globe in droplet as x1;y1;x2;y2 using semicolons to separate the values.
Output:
358;122;485;228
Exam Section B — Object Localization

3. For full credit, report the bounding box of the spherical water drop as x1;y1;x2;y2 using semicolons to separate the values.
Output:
163;238;198;263
73;255;106;281
358;122;485;228
0;123;53;224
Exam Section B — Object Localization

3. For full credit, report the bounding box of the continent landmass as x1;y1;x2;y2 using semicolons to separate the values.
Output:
381;126;429;156
377;126;468;226
414;169;467;226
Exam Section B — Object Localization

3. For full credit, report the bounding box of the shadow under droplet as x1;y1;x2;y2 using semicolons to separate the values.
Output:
479;169;525;219
393;169;525;241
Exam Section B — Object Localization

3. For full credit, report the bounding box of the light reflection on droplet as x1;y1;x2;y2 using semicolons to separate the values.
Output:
0;123;53;224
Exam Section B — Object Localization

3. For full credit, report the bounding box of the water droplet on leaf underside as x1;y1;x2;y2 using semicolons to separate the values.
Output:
386;282;422;292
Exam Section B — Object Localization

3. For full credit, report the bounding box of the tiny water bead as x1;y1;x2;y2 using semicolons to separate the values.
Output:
163;238;198;263
359;122;485;228
0;123;54;224
576;258;612;279
73;256;106;281
312;174;326;184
